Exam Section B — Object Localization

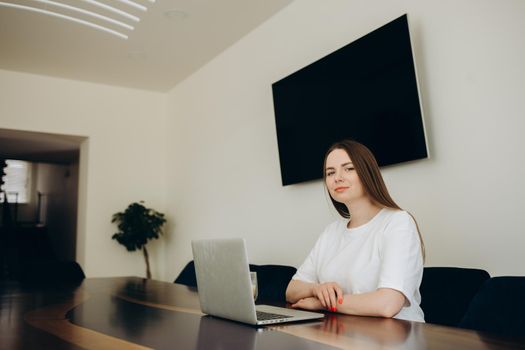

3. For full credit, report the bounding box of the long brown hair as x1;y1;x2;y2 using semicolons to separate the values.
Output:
324;139;425;259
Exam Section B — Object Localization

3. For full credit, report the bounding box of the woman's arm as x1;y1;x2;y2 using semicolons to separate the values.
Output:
286;279;344;310
291;288;405;318
337;288;405;318
286;279;316;303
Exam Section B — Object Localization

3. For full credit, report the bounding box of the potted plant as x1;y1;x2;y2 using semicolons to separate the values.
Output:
111;201;166;279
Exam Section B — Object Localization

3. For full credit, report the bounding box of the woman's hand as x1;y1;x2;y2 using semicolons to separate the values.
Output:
291;297;324;311
312;282;344;311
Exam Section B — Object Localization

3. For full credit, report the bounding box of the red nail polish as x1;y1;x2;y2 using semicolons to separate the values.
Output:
338;299;343;304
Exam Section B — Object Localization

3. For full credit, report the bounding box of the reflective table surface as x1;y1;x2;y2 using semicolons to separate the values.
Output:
1;277;524;349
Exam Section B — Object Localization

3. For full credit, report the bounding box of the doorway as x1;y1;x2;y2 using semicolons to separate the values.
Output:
0;128;86;280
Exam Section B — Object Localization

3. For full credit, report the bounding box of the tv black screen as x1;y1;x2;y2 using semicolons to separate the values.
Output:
271;14;428;186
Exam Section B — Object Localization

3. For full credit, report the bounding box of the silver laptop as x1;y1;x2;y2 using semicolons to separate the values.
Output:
191;238;324;326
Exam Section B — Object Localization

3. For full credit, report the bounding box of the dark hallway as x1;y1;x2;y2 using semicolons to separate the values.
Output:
0;128;83;282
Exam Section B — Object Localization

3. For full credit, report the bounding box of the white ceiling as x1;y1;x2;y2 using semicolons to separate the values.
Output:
0;0;293;92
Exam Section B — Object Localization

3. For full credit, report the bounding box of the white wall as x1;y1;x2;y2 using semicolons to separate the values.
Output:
165;0;525;281
0;69;168;279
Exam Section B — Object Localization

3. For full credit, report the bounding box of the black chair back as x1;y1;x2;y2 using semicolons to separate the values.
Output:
251;264;296;303
174;261;260;288
459;276;525;338
174;261;296;302
420;267;490;326
174;261;198;287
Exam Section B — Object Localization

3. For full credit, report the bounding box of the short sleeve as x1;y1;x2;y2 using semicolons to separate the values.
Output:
377;212;423;306
292;232;326;284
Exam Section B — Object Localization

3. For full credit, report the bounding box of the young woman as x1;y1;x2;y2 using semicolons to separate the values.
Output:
286;140;425;322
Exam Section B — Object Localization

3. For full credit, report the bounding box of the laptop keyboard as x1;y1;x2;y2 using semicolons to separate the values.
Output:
256;310;293;321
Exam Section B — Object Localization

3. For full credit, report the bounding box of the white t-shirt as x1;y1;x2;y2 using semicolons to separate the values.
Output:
293;208;425;322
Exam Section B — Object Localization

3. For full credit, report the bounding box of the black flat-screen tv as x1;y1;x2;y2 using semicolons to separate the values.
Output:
271;14;428;186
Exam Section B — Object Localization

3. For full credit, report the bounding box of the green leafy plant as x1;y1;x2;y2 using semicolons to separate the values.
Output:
111;201;166;279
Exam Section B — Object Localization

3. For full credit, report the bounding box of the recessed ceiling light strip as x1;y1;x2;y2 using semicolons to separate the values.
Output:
113;0;146;12
0;2;128;39
80;0;139;22
29;0;134;30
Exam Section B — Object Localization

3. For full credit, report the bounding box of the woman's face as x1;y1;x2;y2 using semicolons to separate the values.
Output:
325;148;366;204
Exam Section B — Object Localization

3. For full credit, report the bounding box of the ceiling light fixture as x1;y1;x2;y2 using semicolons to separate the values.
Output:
29;0;134;30
163;9;188;21
0;2;128;39
127;50;147;60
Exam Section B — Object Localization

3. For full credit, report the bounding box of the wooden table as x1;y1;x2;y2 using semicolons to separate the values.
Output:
1;277;523;349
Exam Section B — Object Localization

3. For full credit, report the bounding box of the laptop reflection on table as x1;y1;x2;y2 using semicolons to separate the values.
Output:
196;315;257;350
